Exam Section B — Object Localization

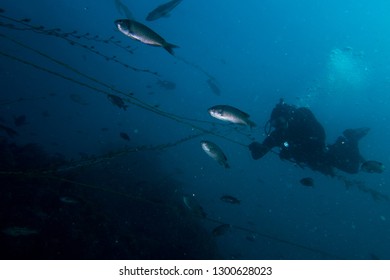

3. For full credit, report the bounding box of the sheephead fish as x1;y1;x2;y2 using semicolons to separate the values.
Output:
115;19;178;55
146;0;183;21
208;105;256;128
201;140;230;168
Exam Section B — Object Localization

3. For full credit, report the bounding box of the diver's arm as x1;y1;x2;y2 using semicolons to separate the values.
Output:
249;131;281;160
249;141;270;160
262;130;283;148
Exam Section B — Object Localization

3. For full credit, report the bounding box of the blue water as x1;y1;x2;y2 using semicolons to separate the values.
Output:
1;0;390;259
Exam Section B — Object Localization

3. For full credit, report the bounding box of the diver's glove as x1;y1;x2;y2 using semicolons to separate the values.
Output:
248;141;269;160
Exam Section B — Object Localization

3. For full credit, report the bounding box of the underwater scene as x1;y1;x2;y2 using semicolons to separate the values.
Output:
1;0;390;260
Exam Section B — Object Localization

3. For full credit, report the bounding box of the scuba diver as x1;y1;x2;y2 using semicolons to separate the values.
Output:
248;99;372;176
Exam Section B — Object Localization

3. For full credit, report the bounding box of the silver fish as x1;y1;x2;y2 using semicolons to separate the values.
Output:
146;0;183;21
220;195;240;204
183;194;206;218
115;19;178;55
201;140;230;168
208;105;256;128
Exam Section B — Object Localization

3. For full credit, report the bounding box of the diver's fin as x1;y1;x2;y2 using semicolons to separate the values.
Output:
343;127;370;141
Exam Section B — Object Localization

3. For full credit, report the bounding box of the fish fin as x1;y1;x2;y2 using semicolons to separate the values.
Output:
343;127;370;141
240;111;250;118
247;120;256;128
231;107;250;118
163;42;179;55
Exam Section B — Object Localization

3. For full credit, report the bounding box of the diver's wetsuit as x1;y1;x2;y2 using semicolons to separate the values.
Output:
249;100;368;176
326;128;368;174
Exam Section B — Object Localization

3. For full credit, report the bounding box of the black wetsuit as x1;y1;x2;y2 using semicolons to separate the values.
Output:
326;129;366;174
249;101;367;176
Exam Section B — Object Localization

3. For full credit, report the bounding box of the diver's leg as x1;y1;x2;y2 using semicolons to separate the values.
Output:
328;136;362;174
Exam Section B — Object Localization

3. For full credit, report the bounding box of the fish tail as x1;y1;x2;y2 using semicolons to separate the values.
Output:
247;120;257;129
164;42;179;55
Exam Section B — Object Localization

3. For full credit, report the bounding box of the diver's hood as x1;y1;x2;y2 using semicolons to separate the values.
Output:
270;102;295;124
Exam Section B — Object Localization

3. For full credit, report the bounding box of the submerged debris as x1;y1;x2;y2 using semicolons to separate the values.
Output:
201;140;230;168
